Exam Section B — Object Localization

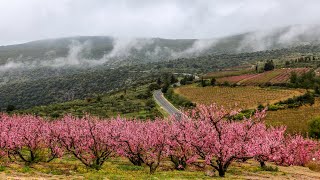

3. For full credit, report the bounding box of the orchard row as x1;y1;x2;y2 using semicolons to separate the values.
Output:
0;105;318;177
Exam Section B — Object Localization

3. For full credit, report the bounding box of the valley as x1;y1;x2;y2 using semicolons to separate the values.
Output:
2;23;320;178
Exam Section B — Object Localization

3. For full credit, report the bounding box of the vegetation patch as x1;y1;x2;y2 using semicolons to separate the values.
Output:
165;88;196;109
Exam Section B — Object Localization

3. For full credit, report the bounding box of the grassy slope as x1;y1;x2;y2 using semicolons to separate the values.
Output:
15;84;163;120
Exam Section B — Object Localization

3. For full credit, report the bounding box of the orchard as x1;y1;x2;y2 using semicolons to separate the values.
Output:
0;104;319;177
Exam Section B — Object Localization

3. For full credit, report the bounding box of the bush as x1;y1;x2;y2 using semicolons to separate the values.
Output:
267;104;284;111
165;88;195;108
223;81;230;86
231;109;255;120
276;92;315;108
308;117;320;139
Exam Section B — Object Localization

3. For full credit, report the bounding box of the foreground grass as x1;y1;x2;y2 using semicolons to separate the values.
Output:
0;156;320;179
175;85;305;109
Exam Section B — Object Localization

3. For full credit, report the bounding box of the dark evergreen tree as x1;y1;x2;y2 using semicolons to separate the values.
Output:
156;77;162;86
210;78;216;86
6;105;16;112
263;60;275;71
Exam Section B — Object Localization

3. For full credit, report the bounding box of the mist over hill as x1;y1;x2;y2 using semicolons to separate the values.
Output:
1;24;320;71
2;24;320;109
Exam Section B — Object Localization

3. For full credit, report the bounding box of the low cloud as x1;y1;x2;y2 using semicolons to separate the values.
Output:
0;38;158;71
237;24;320;52
172;39;217;58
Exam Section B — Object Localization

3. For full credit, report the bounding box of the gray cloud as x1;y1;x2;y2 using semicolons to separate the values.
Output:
237;24;320;52
0;38;159;70
1;0;320;45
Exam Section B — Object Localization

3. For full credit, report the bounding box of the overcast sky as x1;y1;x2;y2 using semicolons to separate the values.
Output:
0;0;320;45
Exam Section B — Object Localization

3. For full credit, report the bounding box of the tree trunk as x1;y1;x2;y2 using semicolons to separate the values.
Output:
216;162;226;177
218;169;225;177
260;161;266;168
129;156;143;166
149;165;157;174
170;155;186;170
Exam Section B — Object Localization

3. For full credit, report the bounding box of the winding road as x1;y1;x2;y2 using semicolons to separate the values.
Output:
153;90;183;118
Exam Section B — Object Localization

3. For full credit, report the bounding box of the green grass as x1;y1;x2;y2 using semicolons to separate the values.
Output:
0;157;312;179
19;166;31;173
0;166;6;172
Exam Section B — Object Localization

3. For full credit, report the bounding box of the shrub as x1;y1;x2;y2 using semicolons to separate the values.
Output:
231;109;255;120
276;92;315;108
309;117;320;139
267;104;284;111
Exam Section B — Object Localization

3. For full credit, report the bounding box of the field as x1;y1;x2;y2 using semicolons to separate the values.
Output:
174;85;305;109
204;68;254;79
216;68;310;85
217;74;257;84
1;157;320;179
265;98;320;135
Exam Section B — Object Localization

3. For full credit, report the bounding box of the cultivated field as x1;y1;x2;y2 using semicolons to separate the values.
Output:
216;68;310;85
204;69;253;79
174;85;305;109
265;98;320;135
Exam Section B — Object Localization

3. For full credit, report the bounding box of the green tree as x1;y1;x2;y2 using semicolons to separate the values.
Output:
263;60;275;71
210;78;216;86
315;85;320;95
148;83;160;91
156;77;162;86
6;105;16;112
170;75;178;84
200;77;206;87
290;72;298;84
161;83;170;93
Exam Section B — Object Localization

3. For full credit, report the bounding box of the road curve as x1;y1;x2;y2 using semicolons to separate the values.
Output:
153;90;183;118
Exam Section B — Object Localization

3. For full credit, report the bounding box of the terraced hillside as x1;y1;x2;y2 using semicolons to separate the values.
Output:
216;68;310;85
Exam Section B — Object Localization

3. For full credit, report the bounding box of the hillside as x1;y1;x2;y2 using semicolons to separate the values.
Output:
2;43;320;110
3;25;320;111
2;25;320;69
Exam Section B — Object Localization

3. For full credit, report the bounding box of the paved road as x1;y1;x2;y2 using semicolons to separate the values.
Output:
153;90;183;118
